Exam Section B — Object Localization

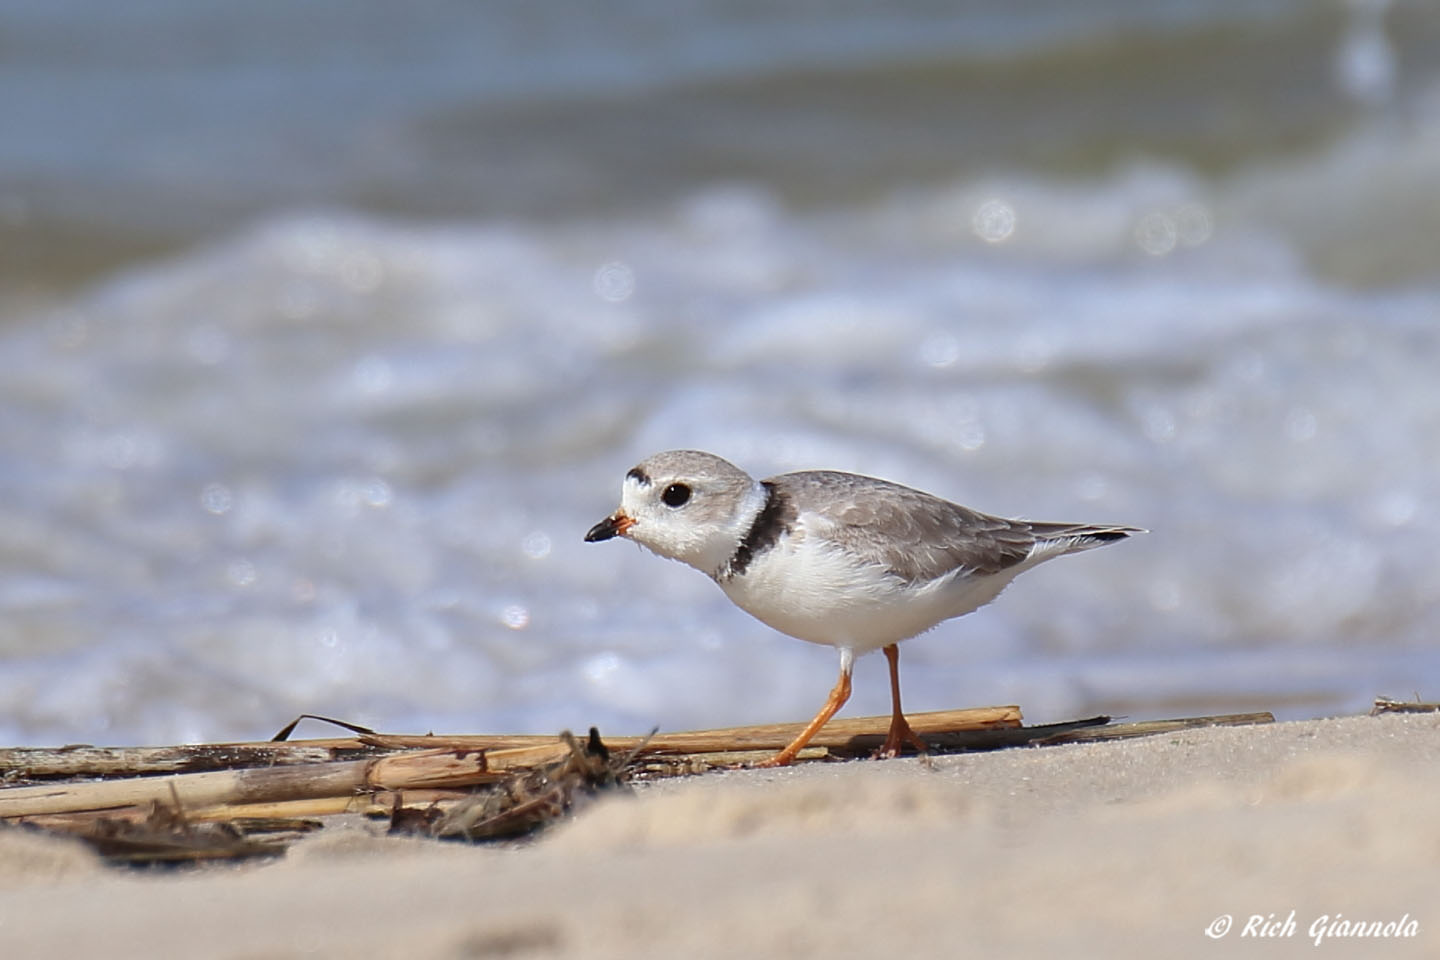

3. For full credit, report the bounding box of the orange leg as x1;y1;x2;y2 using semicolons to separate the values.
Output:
878;643;929;758
756;654;853;767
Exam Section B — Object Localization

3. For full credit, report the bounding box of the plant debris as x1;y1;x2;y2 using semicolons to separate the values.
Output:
13;786;321;866
0;706;1289;867
1371;696;1440;715
389;727;644;842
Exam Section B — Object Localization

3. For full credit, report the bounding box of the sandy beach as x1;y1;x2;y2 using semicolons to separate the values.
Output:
2;711;1436;958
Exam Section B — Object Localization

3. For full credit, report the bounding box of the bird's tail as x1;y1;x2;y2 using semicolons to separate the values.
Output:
1028;522;1146;550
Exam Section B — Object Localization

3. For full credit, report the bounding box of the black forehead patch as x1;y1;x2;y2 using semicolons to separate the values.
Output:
625;467;651;486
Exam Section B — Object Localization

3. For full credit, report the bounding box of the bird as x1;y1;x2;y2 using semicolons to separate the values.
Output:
584;450;1142;766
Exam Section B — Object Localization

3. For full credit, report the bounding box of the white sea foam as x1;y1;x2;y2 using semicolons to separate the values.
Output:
1;120;1438;743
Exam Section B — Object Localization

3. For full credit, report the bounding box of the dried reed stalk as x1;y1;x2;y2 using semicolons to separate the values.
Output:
0;707;1282;825
1370;697;1439;715
356;705;1024;754
0;742;572;819
1031;712;1275;745
1;706;1022;782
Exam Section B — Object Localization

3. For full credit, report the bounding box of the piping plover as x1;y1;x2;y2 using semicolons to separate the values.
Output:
585;450;1143;766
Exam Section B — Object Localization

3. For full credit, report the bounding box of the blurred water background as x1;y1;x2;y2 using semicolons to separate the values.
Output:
2;1;1438;745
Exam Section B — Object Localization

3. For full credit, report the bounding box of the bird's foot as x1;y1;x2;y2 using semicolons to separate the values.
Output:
875;714;929;759
752;753;793;769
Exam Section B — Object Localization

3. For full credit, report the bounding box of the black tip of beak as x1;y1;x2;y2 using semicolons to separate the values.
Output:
584;516;620;542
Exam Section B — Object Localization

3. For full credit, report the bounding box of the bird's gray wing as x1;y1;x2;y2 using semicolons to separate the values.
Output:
767;471;1040;583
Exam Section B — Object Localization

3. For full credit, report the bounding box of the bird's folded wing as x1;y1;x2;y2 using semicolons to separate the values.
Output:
770;471;1037;583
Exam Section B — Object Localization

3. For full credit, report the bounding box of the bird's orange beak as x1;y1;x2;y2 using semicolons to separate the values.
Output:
584;510;634;542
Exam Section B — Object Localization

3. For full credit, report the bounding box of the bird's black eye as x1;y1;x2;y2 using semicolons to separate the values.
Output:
661;483;691;507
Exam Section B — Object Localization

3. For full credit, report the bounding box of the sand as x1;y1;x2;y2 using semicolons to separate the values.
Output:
1;712;1437;958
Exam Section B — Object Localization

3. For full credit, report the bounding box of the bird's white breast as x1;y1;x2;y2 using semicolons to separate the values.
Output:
716;518;1026;655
